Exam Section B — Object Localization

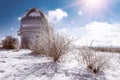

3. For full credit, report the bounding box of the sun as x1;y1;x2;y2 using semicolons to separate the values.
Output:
85;0;101;6
64;0;107;10
64;0;108;13
83;0;107;11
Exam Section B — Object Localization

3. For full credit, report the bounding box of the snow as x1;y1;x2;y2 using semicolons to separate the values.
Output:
28;12;41;17
0;49;120;80
22;9;42;18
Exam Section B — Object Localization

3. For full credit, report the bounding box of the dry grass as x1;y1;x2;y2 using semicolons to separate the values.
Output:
90;46;120;53
78;47;109;73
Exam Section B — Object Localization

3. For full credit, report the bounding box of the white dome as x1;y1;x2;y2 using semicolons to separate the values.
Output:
19;8;49;31
22;8;45;18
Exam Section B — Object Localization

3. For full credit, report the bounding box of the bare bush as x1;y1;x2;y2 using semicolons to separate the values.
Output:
47;32;73;62
78;47;109;73
1;36;19;49
30;30;73;62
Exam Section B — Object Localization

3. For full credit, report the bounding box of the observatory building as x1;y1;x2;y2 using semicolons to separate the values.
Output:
18;8;51;48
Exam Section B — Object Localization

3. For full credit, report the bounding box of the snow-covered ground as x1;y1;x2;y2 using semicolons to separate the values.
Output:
0;49;120;80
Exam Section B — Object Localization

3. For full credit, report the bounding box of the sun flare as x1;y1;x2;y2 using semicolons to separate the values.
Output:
85;0;101;6
83;0;107;11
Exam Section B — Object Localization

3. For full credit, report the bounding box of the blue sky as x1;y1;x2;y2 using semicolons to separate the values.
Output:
0;0;120;46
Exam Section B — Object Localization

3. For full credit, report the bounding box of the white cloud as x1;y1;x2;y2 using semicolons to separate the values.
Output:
17;17;22;21
48;9;68;23
59;21;120;47
79;22;120;46
78;10;83;15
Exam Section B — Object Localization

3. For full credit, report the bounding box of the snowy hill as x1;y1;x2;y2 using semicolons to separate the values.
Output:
0;49;120;80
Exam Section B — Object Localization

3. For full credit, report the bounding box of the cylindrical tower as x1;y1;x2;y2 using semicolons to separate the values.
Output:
18;8;51;48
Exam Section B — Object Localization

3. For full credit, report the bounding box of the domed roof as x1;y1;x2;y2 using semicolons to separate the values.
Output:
18;8;51;36
22;8;46;18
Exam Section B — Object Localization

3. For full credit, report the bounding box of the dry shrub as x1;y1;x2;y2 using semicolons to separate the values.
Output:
1;36;18;49
78;47;109;73
47;32;73;62
30;30;73;62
